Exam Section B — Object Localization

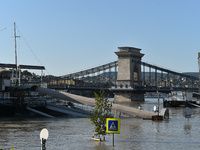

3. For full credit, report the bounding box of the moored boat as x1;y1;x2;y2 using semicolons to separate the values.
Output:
0;103;16;117
163;91;199;107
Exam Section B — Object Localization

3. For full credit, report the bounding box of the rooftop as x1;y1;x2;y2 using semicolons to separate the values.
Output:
118;47;141;53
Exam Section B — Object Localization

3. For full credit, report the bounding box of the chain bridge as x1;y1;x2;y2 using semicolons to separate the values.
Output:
47;47;198;101
47;59;198;91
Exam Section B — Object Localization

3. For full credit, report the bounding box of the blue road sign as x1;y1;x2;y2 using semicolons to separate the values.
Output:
106;118;120;134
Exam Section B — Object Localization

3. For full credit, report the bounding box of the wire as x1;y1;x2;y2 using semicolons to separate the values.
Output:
16;25;51;75
0;27;6;31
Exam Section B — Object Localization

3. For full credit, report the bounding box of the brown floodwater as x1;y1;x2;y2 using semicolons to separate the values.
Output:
1;98;200;150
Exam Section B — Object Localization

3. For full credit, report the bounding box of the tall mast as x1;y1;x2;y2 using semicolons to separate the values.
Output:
14;22;20;82
198;52;200;92
14;22;19;67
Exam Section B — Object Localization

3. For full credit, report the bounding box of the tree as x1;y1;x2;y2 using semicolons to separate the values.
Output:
89;89;113;139
22;70;32;76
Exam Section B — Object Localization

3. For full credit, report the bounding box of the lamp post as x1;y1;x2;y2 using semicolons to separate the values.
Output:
40;128;49;150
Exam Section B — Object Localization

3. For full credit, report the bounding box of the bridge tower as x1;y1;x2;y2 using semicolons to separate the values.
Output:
110;47;145;102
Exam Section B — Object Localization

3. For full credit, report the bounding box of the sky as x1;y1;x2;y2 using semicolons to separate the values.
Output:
0;0;200;76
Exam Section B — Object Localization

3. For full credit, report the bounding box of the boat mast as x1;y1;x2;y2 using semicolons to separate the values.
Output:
14;22;17;67
14;22;20;84
198;52;200;93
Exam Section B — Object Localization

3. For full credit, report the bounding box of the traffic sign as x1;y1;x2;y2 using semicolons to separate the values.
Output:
106;118;120;134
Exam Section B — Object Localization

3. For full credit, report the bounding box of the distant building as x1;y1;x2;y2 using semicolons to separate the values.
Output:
0;68;11;91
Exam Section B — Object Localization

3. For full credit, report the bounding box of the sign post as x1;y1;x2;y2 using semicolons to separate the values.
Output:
106;118;120;146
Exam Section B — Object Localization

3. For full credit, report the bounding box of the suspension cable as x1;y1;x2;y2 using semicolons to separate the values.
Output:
0;27;6;32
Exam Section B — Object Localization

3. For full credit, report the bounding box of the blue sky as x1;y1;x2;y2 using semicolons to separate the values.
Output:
0;0;200;76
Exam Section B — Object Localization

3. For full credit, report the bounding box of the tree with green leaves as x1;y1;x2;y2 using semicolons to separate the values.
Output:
89;89;113;140
22;70;32;76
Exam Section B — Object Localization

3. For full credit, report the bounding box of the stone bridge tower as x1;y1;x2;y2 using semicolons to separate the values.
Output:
110;47;145;102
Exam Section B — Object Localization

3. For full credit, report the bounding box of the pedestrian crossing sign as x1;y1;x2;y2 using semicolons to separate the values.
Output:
106;118;120;134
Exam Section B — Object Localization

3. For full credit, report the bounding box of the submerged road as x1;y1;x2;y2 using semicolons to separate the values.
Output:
36;87;158;119
58;91;157;119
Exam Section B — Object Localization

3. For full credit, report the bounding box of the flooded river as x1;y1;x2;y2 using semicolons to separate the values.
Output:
1;98;200;150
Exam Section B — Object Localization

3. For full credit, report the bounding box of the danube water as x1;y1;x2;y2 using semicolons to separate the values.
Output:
1;98;200;150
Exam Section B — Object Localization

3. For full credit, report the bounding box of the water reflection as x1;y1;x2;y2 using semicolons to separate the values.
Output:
152;121;160;133
184;119;191;135
93;142;115;150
